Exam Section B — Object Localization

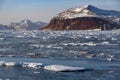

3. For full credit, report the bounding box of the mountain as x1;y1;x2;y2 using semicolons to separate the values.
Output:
41;5;120;30
0;24;13;30
9;19;47;30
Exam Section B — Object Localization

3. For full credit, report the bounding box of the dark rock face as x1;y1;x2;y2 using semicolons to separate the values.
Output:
41;17;120;30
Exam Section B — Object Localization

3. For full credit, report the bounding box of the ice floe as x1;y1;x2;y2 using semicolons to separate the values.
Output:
5;62;20;66
44;65;85;72
22;62;43;68
0;61;43;68
62;42;96;46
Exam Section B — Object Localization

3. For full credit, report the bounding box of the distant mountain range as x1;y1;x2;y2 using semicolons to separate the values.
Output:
0;19;47;30
0;24;12;30
41;5;120;30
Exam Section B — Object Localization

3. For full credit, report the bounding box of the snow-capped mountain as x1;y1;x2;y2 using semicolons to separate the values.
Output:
9;19;47;30
57;5;120;22
41;5;120;30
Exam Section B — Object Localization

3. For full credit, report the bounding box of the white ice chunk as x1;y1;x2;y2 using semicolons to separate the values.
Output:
101;41;109;45
44;65;85;72
5;62;21;66
22;62;43;68
0;61;43;68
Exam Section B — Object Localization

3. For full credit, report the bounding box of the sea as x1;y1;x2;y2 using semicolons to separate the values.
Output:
0;30;120;80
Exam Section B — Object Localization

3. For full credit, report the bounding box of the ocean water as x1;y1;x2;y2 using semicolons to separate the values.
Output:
0;30;120;80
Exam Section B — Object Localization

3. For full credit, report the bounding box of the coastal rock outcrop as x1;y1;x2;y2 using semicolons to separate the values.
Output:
41;5;120;30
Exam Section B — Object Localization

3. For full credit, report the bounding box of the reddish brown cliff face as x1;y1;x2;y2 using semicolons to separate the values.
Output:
40;17;120;30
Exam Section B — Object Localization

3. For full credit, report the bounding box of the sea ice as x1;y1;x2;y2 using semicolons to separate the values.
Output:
5;62;21;66
0;61;43;68
0;61;6;66
22;62;43;68
44;65;85;72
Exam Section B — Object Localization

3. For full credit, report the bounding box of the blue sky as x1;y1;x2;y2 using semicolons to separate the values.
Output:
0;0;120;24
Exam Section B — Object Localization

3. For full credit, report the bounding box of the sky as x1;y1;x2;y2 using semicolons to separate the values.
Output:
0;0;120;25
